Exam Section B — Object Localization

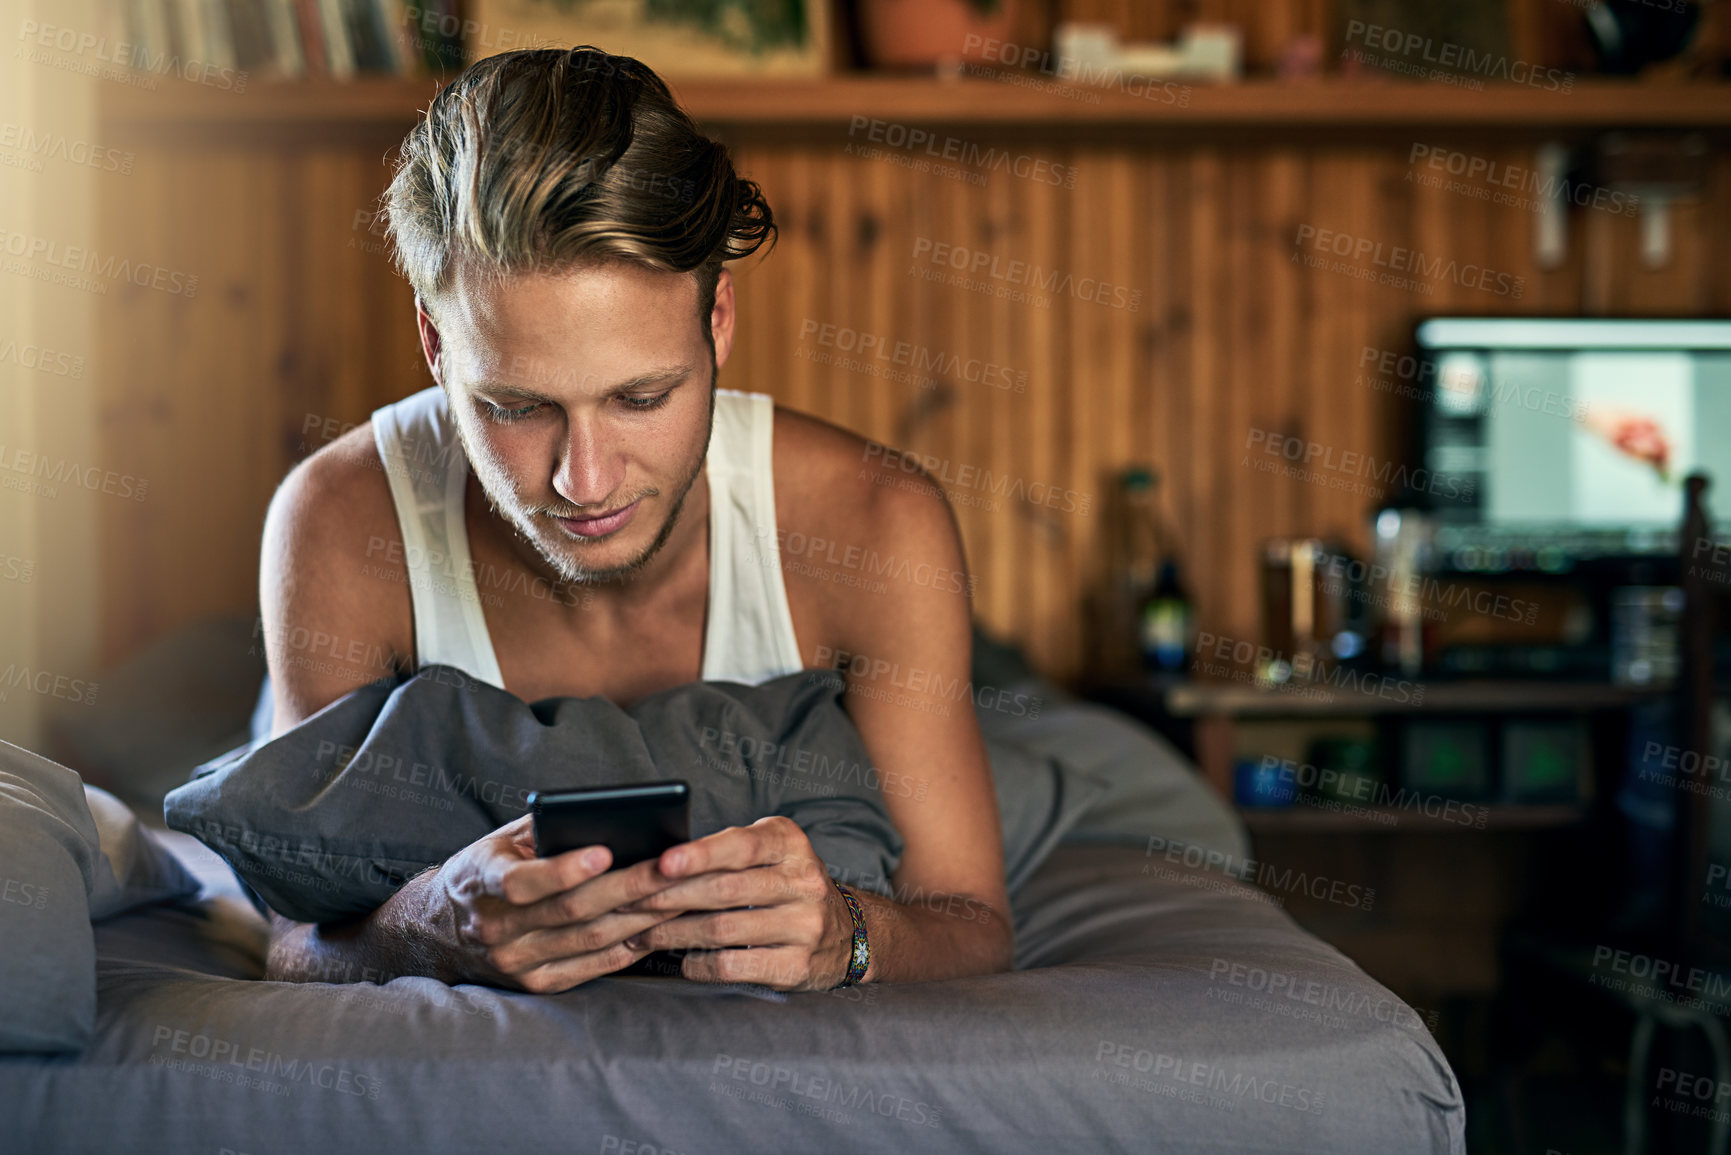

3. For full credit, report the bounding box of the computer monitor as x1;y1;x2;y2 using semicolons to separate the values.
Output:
1414;318;1731;569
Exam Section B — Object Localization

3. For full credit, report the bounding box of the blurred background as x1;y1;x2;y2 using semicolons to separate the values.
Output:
5;0;1731;1150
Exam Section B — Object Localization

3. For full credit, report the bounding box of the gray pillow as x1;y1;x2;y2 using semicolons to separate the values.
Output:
167;667;908;924
0;740;201;1053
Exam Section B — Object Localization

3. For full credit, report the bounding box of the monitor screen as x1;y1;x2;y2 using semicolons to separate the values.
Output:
1414;318;1731;563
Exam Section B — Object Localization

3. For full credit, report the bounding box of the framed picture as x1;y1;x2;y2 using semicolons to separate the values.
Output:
469;0;833;77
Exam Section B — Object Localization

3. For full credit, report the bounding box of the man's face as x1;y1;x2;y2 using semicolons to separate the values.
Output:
417;260;735;584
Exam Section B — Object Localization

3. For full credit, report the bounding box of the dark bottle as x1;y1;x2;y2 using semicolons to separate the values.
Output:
1141;559;1195;674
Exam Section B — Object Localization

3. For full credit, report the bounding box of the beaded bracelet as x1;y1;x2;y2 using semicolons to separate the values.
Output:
830;880;871;988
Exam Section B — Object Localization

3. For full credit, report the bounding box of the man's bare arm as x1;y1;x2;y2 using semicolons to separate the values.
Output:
826;446;1014;980
257;427;429;983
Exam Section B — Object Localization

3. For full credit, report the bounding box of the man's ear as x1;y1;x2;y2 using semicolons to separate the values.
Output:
711;268;737;373
414;295;444;387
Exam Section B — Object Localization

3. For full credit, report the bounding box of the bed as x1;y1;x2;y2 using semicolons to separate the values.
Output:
0;626;1465;1154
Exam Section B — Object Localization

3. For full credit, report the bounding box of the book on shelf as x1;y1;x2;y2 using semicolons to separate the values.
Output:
113;0;467;81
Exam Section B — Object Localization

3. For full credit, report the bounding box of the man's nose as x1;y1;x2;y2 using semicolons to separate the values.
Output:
553;418;624;506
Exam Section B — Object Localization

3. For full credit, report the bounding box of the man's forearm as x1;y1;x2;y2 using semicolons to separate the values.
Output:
264;873;450;984
852;888;1013;984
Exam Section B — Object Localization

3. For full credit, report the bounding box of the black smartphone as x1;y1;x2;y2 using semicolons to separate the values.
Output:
527;780;690;868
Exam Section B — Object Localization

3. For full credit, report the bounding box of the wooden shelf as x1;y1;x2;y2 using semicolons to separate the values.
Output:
1241;802;1587;833
1162;678;1657;718
97;74;1731;138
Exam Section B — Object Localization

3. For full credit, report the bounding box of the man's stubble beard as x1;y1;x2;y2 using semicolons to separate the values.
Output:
455;384;716;586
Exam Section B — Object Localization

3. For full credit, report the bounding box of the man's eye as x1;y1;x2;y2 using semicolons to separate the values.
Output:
622;392;671;411
482;401;541;423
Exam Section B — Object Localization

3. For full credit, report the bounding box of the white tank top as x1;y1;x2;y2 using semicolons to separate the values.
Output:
368;386;804;690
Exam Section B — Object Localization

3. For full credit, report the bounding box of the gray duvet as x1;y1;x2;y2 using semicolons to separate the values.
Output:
4;836;1462;1154
1;676;1465;1153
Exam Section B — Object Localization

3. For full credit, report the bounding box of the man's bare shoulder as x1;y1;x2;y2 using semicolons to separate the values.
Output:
261;422;413;725
268;423;402;556
769;405;968;585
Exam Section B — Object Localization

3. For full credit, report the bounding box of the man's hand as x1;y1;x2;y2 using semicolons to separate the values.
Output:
618;816;855;992
401;814;681;993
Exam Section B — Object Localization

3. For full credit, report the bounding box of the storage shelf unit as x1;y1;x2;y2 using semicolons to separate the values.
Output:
98;75;1731;138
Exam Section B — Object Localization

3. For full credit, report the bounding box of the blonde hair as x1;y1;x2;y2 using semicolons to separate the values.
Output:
384;46;775;337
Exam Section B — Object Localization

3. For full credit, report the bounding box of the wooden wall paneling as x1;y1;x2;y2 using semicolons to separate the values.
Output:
1067;147;1105;666
765;149;812;416
1298;154;1361;583
1140;152;1177;643
93;107;1731;686
969;148;1007;639
1222;152;1258;647
1713;156;1731;316
1159;153;1196;664
859;136;897;464
726;145;771;400
1258;149;1306;592
99;149;287;663
1340;151;1391;553
1185;148;1227;644
1021;153;1063;671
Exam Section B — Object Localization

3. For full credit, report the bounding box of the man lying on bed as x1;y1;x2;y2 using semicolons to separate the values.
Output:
259;47;1010;995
